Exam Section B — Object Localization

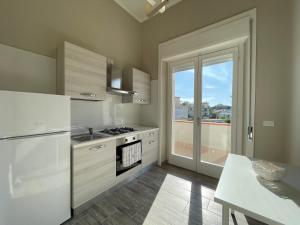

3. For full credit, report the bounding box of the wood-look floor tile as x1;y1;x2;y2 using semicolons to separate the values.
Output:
102;211;137;225
143;204;190;225
166;185;210;209
90;200;118;222
207;200;222;216
65;164;265;225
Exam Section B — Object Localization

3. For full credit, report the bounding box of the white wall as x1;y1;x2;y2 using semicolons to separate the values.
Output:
71;95;141;129
0;43;56;94
0;42;142;130
142;0;292;163
286;0;300;166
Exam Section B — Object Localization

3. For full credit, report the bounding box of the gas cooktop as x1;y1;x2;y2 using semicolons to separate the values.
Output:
100;127;136;136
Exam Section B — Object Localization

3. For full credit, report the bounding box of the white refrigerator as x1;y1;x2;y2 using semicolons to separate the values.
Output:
0;91;71;225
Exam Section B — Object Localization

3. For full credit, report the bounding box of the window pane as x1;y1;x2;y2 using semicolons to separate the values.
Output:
172;68;194;159
200;56;233;166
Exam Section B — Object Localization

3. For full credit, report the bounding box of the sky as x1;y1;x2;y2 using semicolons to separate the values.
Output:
175;60;233;107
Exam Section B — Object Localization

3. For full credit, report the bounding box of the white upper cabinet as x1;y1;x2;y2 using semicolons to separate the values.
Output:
123;68;151;104
57;42;107;101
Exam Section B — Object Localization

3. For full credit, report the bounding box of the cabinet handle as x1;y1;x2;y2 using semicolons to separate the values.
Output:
137;99;146;103
89;144;105;151
80;92;97;97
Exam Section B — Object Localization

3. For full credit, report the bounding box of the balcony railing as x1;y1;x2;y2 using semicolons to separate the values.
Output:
173;120;231;166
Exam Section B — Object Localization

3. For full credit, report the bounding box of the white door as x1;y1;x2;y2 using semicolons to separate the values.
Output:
197;48;242;178
168;48;242;177
0;132;71;225
168;58;199;171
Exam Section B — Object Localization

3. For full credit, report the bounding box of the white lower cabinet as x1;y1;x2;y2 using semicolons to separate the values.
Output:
140;130;159;168
71;129;159;209
72;140;116;209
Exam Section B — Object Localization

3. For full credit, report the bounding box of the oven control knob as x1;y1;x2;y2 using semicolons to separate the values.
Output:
133;137;136;140
125;139;128;142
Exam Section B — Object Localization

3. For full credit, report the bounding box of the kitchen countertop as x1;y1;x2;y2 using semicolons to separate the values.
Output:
71;125;159;148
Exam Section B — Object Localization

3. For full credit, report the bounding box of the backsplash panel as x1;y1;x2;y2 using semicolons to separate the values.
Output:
71;94;141;130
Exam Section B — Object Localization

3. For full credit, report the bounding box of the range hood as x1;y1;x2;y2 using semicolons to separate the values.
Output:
106;61;134;95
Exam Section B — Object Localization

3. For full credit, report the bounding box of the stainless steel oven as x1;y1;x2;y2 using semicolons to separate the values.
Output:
116;134;142;176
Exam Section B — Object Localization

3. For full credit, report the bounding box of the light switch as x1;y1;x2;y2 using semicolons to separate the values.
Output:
263;121;275;127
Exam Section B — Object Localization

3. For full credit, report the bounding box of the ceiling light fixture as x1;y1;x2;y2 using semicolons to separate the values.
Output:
145;0;169;18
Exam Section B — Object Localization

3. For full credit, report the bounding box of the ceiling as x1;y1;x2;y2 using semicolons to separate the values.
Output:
114;0;183;23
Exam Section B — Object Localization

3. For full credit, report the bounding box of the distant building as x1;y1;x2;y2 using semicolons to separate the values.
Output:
201;102;210;119
175;97;231;121
217;109;232;119
188;104;194;118
175;97;189;119
174;97;181;107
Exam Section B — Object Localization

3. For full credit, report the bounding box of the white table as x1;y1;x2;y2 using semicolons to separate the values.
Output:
215;154;300;225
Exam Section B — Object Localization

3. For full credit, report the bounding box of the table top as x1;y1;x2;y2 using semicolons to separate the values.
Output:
214;154;300;225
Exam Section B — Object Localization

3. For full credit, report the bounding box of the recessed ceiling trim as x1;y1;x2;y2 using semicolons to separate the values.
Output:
114;0;183;23
114;0;146;23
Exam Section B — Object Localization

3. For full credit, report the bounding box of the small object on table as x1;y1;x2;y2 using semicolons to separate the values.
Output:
252;160;286;181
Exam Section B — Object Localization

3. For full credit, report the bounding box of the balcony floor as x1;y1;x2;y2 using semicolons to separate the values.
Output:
174;142;229;166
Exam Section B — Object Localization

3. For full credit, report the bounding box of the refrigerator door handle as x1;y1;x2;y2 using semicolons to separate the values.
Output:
0;131;70;141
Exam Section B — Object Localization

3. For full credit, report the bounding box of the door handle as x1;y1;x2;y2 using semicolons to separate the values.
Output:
197;117;201;126
248;126;254;141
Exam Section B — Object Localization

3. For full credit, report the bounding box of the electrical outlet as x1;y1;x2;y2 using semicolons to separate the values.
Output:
263;121;275;127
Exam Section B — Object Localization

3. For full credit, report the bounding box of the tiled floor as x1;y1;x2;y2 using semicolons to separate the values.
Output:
64;164;265;225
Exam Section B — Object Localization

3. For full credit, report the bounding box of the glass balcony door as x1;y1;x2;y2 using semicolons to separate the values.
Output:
168;48;242;177
197;48;241;178
168;58;199;171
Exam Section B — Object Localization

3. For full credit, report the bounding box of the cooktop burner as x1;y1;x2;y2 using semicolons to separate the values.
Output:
100;127;136;136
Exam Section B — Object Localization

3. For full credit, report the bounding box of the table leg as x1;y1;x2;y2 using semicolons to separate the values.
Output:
222;205;229;225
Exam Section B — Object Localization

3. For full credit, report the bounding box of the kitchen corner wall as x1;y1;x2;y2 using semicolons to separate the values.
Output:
71;95;141;129
0;0;143;129
0;0;142;93
1;0;298;164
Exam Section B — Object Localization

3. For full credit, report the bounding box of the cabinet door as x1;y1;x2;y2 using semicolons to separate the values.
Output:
132;69;150;104
72;140;116;208
141;130;159;168
140;130;158;142
64;42;106;101
133;92;150;104
143;146;158;168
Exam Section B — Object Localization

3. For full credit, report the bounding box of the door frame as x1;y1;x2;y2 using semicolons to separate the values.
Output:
158;9;256;172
